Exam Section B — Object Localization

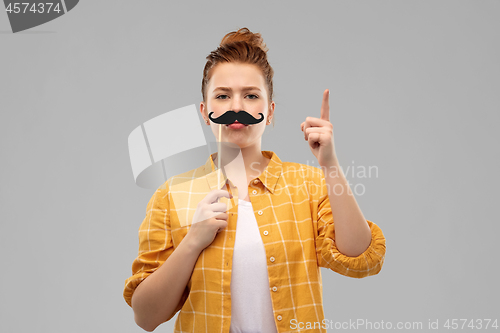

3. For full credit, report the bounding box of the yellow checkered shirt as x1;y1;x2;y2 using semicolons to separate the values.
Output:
124;151;386;332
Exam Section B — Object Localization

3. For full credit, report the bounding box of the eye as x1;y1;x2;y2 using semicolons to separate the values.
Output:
247;94;259;99
216;94;229;99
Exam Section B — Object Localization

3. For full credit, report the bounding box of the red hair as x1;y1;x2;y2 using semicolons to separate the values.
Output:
201;28;274;108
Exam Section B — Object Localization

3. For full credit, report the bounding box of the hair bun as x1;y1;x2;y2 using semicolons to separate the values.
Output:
202;27;274;105
220;27;268;53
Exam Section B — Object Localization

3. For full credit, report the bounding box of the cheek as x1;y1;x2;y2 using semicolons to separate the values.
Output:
207;108;223;119
206;102;226;115
249;106;267;119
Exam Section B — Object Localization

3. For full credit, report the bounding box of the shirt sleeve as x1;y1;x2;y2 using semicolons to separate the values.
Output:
123;184;188;320
315;174;386;278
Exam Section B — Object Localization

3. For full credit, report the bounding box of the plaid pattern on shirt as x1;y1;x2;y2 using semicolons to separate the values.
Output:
124;151;386;333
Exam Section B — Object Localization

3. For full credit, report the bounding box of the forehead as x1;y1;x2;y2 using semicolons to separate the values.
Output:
208;62;265;90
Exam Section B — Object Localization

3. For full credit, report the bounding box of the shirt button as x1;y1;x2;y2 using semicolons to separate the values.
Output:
253;179;259;184
258;211;263;215
272;286;278;292
252;190;257;195
270;256;275;263
263;230;269;236
277;315;282;321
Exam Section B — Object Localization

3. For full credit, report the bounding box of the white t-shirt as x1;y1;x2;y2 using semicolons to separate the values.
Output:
229;199;278;333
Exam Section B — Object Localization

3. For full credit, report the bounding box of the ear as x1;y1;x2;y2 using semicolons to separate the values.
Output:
267;101;275;122
200;102;208;124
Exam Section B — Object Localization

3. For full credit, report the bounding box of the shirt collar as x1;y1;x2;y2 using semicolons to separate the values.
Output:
203;150;283;194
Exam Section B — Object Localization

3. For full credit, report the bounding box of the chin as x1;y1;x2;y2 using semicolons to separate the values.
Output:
217;136;248;147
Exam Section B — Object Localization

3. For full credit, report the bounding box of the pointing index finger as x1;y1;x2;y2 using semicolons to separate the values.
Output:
320;89;330;122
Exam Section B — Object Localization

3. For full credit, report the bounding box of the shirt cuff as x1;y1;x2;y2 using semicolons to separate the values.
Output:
320;220;386;278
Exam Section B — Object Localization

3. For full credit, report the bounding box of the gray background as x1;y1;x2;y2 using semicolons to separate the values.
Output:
1;1;499;332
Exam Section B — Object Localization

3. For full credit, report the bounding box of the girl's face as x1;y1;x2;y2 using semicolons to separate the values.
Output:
200;62;275;149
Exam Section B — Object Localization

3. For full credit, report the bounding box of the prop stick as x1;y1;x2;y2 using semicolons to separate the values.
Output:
216;124;226;233
218;124;221;186
216;124;233;218
216;124;222;207
216;125;233;200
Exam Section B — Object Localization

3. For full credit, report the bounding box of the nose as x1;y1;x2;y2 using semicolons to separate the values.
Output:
230;95;244;112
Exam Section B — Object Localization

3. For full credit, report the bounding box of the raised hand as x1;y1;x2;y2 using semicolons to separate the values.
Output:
300;89;337;167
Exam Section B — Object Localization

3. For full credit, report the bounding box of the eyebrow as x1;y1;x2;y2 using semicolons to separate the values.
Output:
213;86;262;92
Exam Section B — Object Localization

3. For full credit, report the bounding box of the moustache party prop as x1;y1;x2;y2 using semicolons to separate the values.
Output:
4;0;80;33
208;110;264;125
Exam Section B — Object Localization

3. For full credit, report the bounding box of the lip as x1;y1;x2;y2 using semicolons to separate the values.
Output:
226;121;248;128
